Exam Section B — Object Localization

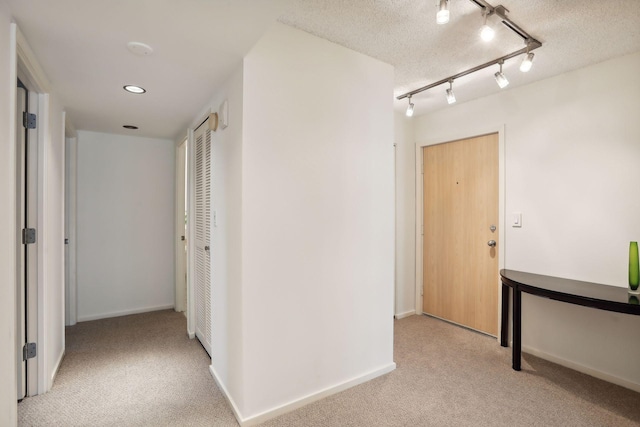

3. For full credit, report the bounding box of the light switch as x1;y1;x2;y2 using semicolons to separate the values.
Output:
512;212;522;228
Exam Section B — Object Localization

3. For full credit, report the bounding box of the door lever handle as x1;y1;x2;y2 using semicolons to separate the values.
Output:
487;240;496;247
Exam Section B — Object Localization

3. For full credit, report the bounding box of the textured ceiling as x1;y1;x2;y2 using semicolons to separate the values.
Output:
280;0;640;115
5;0;292;139
5;0;640;139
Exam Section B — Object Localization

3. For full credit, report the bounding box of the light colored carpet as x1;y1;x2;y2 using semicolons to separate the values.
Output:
18;310;640;426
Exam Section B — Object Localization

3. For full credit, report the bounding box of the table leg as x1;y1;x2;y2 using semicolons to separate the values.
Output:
512;287;522;371
500;283;509;347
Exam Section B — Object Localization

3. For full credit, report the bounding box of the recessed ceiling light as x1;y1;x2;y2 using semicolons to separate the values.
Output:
127;41;153;56
123;85;146;94
123;125;139;130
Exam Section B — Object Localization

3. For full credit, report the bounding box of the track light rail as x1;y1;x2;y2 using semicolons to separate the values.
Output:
397;0;541;101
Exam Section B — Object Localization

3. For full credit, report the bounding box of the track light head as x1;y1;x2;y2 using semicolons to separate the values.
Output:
480;9;494;41
480;24;495;41
494;61;509;88
406;96;415;117
437;0;450;25
494;71;509;88
446;80;456;104
520;52;535;72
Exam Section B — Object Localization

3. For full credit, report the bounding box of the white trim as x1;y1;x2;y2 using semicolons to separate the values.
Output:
53;110;67;392
50;350;65;386
415;125;506;337
6;22;18;426
36;93;48;395
174;138;187;313
65;115;77;138
16;24;54;397
211;363;397;426
208;365;244;424
393;142;397;318
76;304;175;323
521;345;640;393
394;310;416;320
414;144;422;316
186;127;196;338
64;136;77;326
16;27;50;93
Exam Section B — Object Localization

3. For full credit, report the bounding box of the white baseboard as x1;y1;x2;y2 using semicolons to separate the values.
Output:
77;304;175;322
209;365;244;424
49;349;65;391
210;362;397;426
522;345;640;393
187;330;196;339
394;310;416;320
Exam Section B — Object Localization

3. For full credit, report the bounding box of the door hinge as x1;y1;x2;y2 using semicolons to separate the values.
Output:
22;228;36;244
421;286;424;296
23;112;36;129
23;343;36;361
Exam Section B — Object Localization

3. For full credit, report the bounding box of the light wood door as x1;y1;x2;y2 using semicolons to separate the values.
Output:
423;133;499;336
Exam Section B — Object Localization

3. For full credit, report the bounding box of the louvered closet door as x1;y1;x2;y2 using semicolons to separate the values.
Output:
194;122;212;355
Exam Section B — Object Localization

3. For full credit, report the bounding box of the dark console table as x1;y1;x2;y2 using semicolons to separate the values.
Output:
499;269;640;370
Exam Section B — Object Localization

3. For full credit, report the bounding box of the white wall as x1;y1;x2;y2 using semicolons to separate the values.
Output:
202;66;246;413
394;112;415;318
239;23;396;422
409;51;640;390
76;131;175;321
0;4;18;425
1;12;68;420
42;94;66;390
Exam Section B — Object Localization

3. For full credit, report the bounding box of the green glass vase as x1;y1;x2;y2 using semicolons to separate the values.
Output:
630;241;640;294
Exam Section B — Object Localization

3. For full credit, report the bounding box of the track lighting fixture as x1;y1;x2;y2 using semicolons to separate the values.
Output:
437;0;450;25
398;0;541;108
480;9;495;42
446;80;456;104
406;95;415;117
494;61;509;88
520;51;534;72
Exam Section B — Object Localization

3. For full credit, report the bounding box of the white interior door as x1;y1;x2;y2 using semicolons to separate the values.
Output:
16;84;27;401
16;82;39;398
194;121;212;355
25;90;39;396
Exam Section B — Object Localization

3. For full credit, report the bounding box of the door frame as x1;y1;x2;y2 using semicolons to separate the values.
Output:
186;126;196;338
185;109;212;339
175;137;188;313
415;124;506;338
65;133;78;327
14;23;51;395
187;107;214;339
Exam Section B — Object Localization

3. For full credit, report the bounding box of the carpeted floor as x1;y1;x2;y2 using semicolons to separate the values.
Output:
18;310;640;426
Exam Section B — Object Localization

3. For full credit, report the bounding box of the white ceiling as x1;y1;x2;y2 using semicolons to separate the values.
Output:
6;0;640;140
